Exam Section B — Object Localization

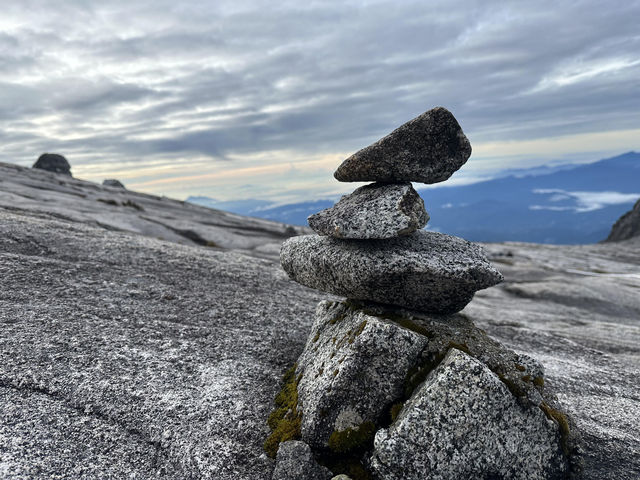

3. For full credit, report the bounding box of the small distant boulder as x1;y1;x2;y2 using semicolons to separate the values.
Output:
606;198;640;242
103;179;126;189
33;153;72;176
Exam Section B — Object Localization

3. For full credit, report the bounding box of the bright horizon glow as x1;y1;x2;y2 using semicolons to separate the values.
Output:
1;1;639;203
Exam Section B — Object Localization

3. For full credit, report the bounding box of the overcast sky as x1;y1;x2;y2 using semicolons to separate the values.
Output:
1;0;639;202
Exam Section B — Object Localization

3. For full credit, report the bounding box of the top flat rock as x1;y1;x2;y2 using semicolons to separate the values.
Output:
307;182;428;239
334;107;471;184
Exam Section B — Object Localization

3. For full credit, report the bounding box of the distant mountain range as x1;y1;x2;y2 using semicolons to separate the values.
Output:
188;152;640;244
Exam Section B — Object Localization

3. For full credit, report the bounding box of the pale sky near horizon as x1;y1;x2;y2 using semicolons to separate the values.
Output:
1;0;639;203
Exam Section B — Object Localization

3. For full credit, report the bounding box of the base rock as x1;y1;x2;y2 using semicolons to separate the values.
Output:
280;230;503;313
371;349;569;480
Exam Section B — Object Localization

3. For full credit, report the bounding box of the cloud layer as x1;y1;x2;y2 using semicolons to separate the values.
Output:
1;0;639;201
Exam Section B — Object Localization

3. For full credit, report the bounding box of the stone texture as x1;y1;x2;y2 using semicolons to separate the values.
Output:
307;182;428;239
32;153;72;176
0;208;326;480
294;300;569;452
280;230;503;313
271;441;332;480
295;301;428;449
371;349;569;480
606;198;640;241
103;178;126;188
334;107;471;184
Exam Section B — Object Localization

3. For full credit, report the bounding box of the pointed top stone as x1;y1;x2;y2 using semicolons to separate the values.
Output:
334;107;471;184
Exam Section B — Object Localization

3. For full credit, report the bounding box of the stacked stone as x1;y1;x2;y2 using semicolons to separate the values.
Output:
280;107;503;314
271;108;577;480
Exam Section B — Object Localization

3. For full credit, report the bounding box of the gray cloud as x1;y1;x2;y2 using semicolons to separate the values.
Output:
1;0;639;198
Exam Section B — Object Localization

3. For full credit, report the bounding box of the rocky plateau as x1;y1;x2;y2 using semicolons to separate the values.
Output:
0;162;638;479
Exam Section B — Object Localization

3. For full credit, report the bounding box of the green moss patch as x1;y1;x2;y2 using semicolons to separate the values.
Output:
328;421;376;454
540;401;571;456
264;365;302;458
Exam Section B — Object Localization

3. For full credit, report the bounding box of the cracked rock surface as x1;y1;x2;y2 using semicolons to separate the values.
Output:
308;182;428;239
333;107;471;184
0;209;325;480
371;349;568;480
280;230;503;313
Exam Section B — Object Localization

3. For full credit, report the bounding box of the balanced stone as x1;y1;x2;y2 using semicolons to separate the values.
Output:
308;182;428;239
32;153;72;176
280;230;503;314
334;107;471;184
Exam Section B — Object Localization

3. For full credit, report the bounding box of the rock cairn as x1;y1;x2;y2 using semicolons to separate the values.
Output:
271;107;579;480
281;106;503;314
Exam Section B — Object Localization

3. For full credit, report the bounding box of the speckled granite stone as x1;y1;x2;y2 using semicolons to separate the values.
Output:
308;182;428;239
371;349;569;480
280;230;503;313
334;107;471;184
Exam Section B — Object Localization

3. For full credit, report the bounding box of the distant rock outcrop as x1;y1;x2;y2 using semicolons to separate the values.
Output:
33;153;72;176
102;179;126;189
606;198;640;241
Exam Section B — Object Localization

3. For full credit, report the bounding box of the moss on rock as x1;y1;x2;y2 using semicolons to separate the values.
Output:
264;365;302;458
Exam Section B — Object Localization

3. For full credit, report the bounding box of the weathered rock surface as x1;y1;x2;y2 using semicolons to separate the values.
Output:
0;208;325;480
606;197;640;241
1;163;639;479
32;153;72;176
371;348;568;480
281;230;503;313
103;178;126;189
334;107;471;184
307;182;428;239
271;441;332;480
295;301;428;449
0;161;307;258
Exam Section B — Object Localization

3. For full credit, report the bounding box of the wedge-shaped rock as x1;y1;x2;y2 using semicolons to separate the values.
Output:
370;349;569;480
308;182;428;239
295;301;428;449
280;230;503;313
334;107;471;184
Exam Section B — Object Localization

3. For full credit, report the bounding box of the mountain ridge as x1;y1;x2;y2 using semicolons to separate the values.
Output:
188;152;640;244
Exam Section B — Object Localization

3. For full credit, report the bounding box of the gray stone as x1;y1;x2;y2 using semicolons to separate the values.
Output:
307;182;428;239
271;441;332;480
280;230;503;313
371;349;569;480
334;107;471;184
294;300;568;453
606;198;640;241
295;301;428;449
32;153;72;176
103;178;126;189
